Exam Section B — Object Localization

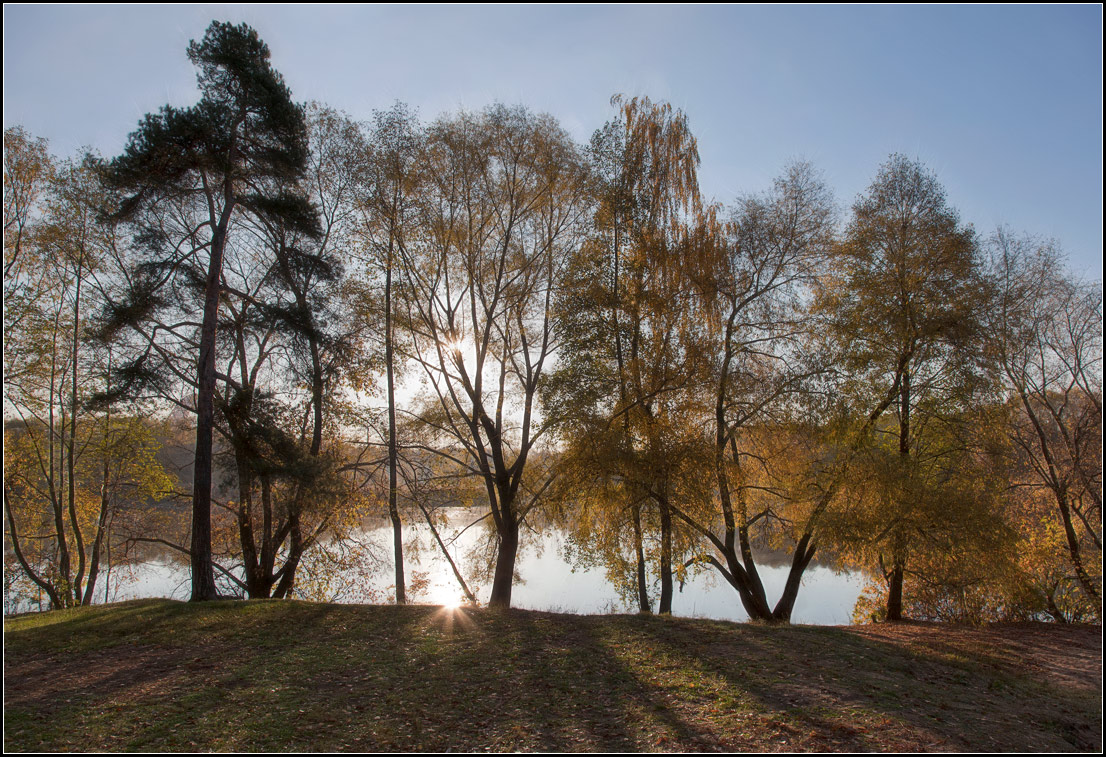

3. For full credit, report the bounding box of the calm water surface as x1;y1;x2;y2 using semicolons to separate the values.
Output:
59;510;865;624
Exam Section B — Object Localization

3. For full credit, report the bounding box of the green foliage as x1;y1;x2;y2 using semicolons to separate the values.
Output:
108;22;308;215
101;19;318;346
96;21;340;601
4;415;176;611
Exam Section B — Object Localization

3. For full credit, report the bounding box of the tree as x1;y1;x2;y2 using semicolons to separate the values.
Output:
5;415;175;610
985;229;1101;613
550;95;705;614
669;162;837;623
4;138;174;609
216;102;366;600
359;102;424;604
4;127;55;392
835;400;1017;623
816;154;985;621
101;21;316;601
398;104;590;609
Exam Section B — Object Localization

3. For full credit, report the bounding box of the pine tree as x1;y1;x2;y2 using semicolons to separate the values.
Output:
101;21;317;601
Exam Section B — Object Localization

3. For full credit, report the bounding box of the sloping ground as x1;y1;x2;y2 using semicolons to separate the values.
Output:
4;600;1100;752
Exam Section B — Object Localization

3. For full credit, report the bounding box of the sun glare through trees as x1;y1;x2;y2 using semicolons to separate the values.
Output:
4;15;1100;627
3;9;1102;754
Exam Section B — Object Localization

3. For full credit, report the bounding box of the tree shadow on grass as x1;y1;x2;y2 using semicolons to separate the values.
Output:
487;609;717;751
618;618;1101;752
5;601;1100;752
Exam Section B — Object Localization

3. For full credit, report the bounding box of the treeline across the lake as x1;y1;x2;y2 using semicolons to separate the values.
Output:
4;21;1100;623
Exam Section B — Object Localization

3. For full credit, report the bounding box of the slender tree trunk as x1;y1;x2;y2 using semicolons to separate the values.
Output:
85;355;114;606
67;262;87;604
103;524;112;605
4;486;64;610
262;239;329;601
886;367;911;622
268;306;328;600
658;495;673;614
418;502;477;604
82;458;111;605
1054;489;1099;602
47;319;72;605
886;559;905;622
260;475;277;591
632;502;650;612
190;224;226;602
614;226;650;615
272;513;304;599
386;244;405;604
1015;387;1100;604
236;458;267;599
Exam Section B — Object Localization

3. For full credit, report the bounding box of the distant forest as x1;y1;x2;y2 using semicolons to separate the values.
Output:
4;21;1100;623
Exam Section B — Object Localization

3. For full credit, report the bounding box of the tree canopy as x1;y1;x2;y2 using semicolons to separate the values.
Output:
5;21;1100;626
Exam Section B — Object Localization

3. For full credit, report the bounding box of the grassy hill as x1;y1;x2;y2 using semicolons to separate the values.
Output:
4;599;1101;752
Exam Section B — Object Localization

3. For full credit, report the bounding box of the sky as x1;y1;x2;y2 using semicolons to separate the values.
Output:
4;4;1102;279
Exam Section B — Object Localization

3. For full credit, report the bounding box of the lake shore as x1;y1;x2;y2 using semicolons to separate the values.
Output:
4;599;1100;752
5;513;866;624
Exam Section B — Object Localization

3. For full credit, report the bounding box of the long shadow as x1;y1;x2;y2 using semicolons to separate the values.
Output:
6;602;1100;752
398;605;644;751
571;613;738;750
296;604;718;751
619;618;1101;752
497;609;703;750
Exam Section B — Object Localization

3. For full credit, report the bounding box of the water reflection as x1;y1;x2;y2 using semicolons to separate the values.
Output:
12;509;864;624
400;513;864;624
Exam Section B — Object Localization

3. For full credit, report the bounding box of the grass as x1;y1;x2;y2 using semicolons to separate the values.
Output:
4;599;1101;752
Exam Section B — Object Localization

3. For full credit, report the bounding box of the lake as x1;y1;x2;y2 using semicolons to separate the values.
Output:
16;509;866;624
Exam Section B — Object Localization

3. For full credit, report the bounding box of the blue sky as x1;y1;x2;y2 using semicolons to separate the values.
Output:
4;4;1102;277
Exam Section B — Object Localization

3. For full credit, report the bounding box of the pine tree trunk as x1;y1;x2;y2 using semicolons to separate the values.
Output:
190;225;225;602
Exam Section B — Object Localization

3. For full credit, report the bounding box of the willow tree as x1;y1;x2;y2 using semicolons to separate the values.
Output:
398;104;590;609
551;96;705;614
101;21;315;601
817;155;984;621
